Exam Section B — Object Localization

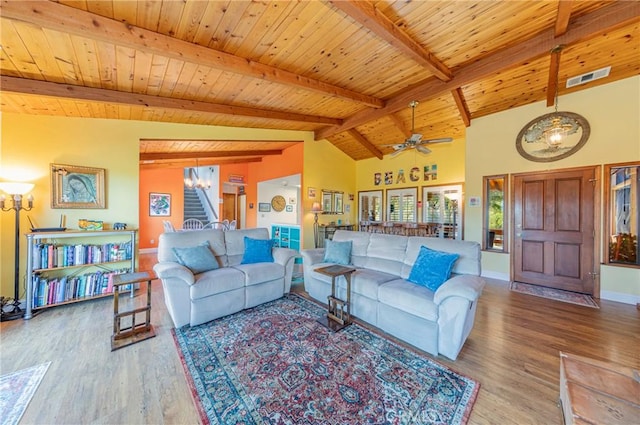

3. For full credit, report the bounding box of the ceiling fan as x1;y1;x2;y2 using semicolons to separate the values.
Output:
383;100;453;157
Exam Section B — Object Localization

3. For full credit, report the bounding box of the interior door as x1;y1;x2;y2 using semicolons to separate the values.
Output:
222;193;237;222
513;167;597;294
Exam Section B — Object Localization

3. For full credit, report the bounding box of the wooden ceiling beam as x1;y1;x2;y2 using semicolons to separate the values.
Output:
347;129;384;160
388;113;411;138
555;1;574;36
0;76;342;125
141;139;303;144
547;46;564;107
0;0;384;109
140;150;283;161
329;0;453;82
451;88;471;127
315;1;639;140
141;157;263;168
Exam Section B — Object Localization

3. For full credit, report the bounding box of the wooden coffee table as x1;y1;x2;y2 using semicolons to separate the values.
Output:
315;264;356;331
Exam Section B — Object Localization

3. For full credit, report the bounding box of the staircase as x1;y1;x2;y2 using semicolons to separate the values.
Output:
183;188;209;223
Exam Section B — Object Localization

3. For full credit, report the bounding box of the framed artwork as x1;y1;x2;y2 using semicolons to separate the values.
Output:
307;187;316;198
51;163;105;209
258;202;271;212
286;205;293;212
149;192;171;216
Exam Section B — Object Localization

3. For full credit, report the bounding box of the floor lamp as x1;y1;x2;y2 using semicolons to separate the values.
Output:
0;182;34;321
311;202;323;248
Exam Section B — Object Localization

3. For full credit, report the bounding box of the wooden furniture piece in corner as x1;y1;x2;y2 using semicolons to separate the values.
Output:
559;351;640;425
111;271;155;351
25;229;137;319
315;264;355;332
317;224;354;247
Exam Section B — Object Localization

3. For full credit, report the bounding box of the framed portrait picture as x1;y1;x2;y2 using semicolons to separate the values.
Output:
307;187;316;199
149;193;171;216
51;164;105;209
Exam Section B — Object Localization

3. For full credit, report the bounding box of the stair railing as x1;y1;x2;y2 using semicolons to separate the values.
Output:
185;167;219;221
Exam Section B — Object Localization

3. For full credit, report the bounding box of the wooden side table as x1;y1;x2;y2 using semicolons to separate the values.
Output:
315;264;355;331
111;271;156;351
559;351;640;424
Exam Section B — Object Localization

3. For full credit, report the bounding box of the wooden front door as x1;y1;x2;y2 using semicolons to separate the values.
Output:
513;167;598;294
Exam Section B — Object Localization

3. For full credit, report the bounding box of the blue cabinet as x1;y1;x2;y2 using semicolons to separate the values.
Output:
271;224;300;251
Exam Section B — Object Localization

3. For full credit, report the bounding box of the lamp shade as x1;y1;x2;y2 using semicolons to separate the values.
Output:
0;182;34;195
311;202;322;213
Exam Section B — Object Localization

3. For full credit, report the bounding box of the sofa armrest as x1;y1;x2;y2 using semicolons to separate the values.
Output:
273;247;298;293
433;274;485;305
300;248;325;266
273;247;298;266
153;262;196;286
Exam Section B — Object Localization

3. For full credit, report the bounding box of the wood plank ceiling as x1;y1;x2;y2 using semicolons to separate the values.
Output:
1;0;638;168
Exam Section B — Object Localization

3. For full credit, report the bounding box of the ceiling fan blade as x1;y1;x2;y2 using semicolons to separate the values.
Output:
415;145;432;154
422;137;453;144
389;147;406;157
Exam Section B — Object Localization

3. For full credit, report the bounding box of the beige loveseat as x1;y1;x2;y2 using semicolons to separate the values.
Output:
154;228;297;328
301;230;485;360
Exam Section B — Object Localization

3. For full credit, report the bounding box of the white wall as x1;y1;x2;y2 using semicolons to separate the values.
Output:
256;174;301;233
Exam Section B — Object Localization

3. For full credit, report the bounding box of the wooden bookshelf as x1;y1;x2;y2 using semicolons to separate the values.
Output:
25;229;137;319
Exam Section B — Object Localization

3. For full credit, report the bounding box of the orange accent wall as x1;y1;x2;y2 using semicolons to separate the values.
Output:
139;167;184;249
246;143;304;228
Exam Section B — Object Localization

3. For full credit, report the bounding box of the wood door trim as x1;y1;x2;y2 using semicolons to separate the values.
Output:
510;165;601;296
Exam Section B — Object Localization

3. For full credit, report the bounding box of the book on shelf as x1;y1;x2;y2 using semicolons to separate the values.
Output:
31;240;132;270
31;268;132;308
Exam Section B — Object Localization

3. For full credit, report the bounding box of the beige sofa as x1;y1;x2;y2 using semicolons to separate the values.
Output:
301;230;485;360
154;228;298;328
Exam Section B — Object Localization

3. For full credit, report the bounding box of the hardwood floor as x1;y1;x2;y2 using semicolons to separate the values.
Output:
1;253;638;424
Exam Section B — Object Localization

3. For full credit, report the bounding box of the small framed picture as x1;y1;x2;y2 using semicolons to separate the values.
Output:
289;197;296;204
286;205;293;212
307;187;316;198
258;202;271;212
51;163;106;209
149;193;171;216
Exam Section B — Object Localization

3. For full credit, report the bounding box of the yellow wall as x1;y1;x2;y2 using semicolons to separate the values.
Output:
302;139;357;249
0;112;313;298
466;76;640;300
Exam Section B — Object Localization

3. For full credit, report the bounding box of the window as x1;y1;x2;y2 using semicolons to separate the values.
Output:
483;175;508;252
386;188;417;222
604;162;639;267
358;190;383;222
422;184;463;239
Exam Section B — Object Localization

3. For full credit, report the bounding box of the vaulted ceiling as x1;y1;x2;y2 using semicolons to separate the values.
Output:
1;1;638;168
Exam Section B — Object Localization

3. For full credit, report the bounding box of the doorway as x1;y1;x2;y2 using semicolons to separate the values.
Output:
512;166;599;295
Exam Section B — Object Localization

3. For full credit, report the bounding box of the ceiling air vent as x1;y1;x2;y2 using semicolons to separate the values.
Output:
566;66;611;88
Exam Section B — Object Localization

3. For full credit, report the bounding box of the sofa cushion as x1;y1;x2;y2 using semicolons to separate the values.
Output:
233;262;284;286
190;267;245;300
408;246;459;291
241;237;274;264
225;228;271;266
171;241;219;274
378;279;439;322
323;239;352;265
348;268;397;299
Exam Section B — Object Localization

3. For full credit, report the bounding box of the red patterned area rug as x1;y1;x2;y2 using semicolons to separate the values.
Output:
0;362;50;425
510;281;599;308
173;294;479;425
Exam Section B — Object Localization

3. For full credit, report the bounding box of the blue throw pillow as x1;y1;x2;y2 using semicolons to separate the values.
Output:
323;239;352;265
408;245;459;291
241;237;274;264
172;241;219;274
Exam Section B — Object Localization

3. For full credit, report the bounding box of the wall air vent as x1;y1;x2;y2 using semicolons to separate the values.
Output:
566;66;611;88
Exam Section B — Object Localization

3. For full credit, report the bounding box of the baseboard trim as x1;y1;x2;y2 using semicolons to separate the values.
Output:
481;271;510;281
600;290;640;306
140;248;158;254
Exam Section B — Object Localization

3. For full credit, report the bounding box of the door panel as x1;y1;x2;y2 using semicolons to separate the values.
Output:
513;167;596;294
